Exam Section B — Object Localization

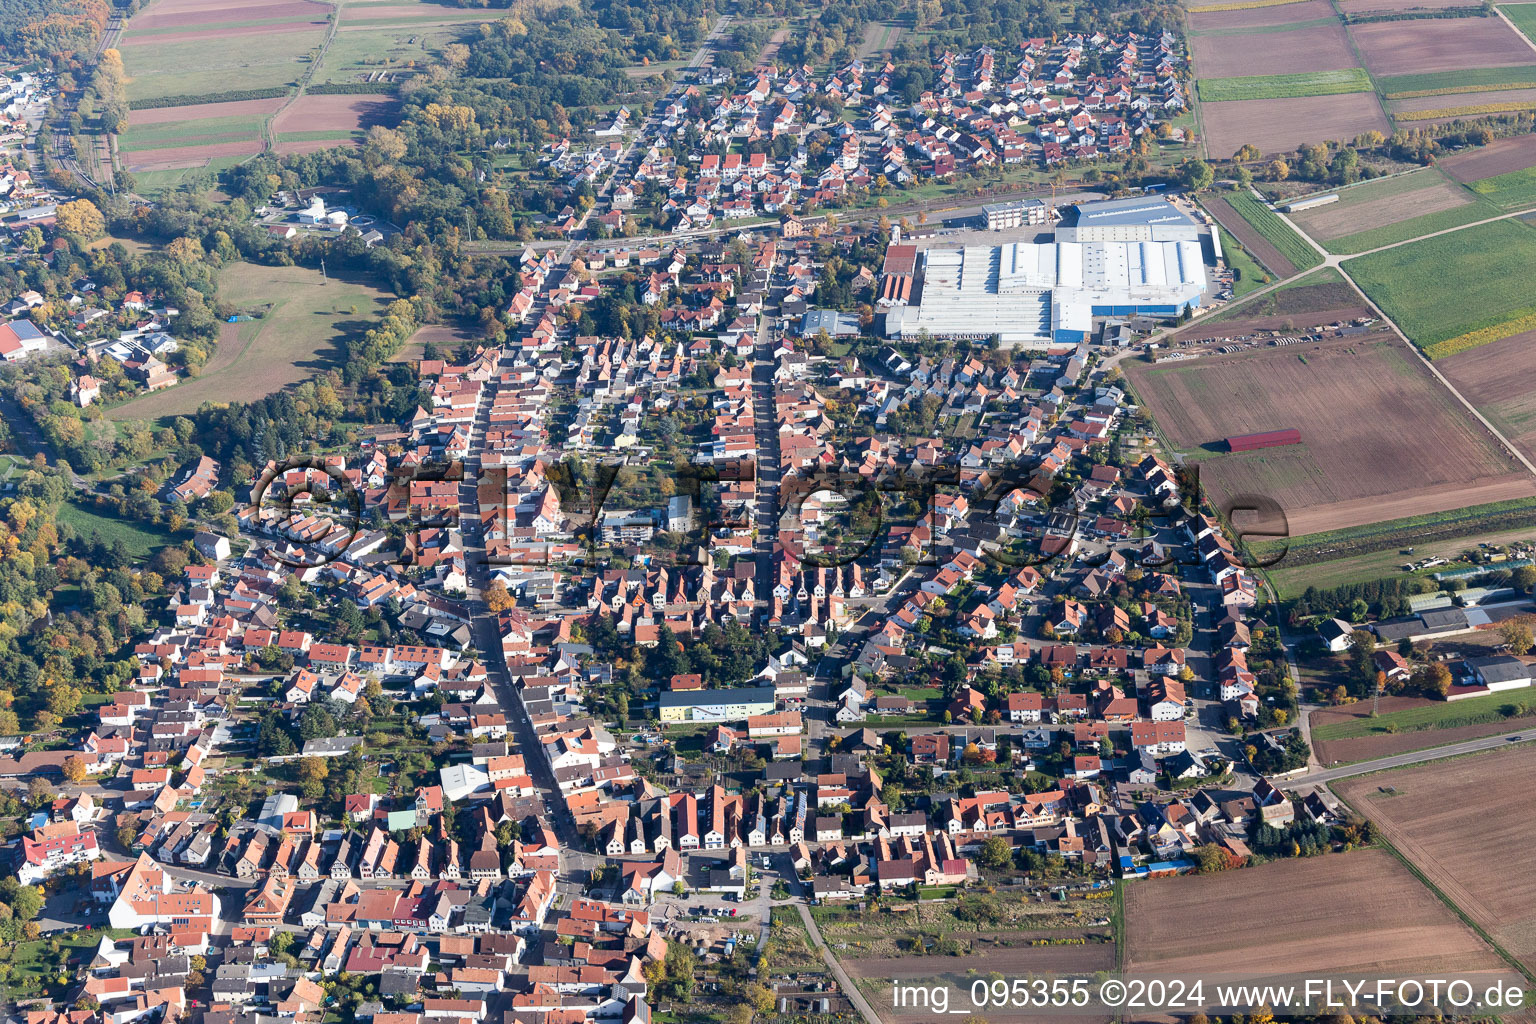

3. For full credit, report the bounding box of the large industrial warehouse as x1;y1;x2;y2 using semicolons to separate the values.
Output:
884;198;1209;347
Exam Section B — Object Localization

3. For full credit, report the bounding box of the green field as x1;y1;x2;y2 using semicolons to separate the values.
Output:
314;22;478;84
1377;65;1536;98
1222;190;1324;269
1188;15;1340;35
1197;67;1372;102
129;155;253;195
119;114;266;152
55;500;176;560
109;263;392;421
1467;163;1536;209
1217;225;1271;295
1321;197;1499;254
1343;217;1536;344
1499;2;1536;43
1288;169;1440;211
120;29;324;101
1267;524;1536;598
1312;690;1536;741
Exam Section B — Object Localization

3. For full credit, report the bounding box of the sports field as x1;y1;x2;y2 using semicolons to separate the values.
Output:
108;263;391;421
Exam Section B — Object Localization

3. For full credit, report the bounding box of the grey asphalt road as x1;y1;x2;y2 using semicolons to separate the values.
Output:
1279;729;1532;789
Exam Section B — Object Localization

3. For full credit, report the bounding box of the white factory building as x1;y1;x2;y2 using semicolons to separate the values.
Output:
884;197;1208;347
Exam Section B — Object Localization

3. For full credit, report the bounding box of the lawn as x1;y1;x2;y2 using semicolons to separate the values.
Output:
1377;65;1536;98
108;262;392;421
1197;67;1372;102
1343;217;1536;346
1218;226;1272;295
1467;163;1536;209
54;500;176;561
1223;190;1323;270
1311;690;1534;741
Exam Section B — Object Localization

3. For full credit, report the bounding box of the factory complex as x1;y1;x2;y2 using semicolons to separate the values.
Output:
883;197;1210;347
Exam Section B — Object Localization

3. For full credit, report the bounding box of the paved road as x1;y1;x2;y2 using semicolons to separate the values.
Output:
1279;729;1532;789
795;902;883;1024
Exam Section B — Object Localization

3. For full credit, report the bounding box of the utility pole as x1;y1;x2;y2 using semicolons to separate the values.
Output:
319;256;327;282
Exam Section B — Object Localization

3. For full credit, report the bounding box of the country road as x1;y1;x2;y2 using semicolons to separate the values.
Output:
1279;729;1532;789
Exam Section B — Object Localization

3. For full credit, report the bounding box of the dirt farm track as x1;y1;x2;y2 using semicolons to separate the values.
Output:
1336;745;1536;974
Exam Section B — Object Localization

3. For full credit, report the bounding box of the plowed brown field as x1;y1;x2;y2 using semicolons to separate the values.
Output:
1124;334;1531;534
1124;849;1508;977
1351;17;1536;75
1202;93;1389;157
1192;21;1357;77
1336;745;1536;973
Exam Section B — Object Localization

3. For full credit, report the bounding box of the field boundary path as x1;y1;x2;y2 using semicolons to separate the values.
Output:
262;0;344;153
795;903;884;1024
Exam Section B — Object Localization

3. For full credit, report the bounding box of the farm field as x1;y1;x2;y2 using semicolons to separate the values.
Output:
1190;21;1357;78
1341;0;1495;10
1440;328;1536;457
1195;267;1366;330
1391;86;1536;115
1187;0;1338;30
1201;92;1388;157
1441;132;1536;182
1344;217;1536;348
1288;170;1498;253
1123;334;1532;535
1123;849;1508;979
1349;17;1536;76
1335;745;1536;973
851;942;1117;1024
314;20;480;84
271;93;397;151
1204;195;1297;275
119;23;324;102
1379;64;1536;97
1197;67;1371;101
1220;190;1323;269
108;264;392;421
1500;1;1536;42
1311;690;1536;743
1465;163;1536;209
130;0;327;30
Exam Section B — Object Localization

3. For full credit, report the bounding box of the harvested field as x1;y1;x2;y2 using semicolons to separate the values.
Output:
1336;744;1536;972
119;18;326;44
1202;92;1388;157
271;93;397;134
1123;849;1508;978
1440;132;1536;182
1350;17;1536;76
341;3;491;17
1188;0;1336;29
1124;334;1531;534
125;139;263;170
856;21;901;57
1204;195;1296;275
131;0;327;30
1291;175;1476;240
1441;327;1536;457
128;96;286;126
853;944;1116;1024
1191;22;1357;77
